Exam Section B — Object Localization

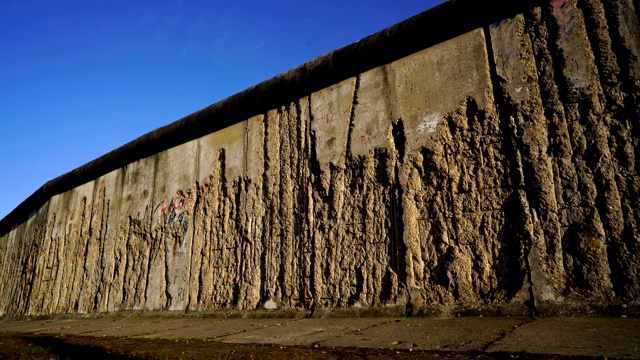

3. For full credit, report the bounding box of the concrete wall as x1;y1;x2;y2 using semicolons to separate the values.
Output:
1;0;639;317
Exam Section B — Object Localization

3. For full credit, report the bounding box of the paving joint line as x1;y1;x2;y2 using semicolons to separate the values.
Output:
71;321;160;336
311;317;401;346
131;324;207;339
481;316;536;353
215;317;306;341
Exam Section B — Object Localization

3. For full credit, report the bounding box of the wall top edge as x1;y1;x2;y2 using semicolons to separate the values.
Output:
0;0;547;234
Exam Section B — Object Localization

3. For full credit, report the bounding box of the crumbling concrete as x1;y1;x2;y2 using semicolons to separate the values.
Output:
0;0;639;317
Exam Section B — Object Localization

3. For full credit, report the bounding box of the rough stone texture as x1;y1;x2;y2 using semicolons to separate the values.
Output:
1;0;639;317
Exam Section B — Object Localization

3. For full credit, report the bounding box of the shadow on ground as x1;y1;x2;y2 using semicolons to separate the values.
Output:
0;332;606;360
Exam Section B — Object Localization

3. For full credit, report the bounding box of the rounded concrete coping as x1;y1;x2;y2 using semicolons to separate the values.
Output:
0;0;546;234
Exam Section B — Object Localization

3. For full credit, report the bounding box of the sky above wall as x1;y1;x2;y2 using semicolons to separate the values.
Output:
0;0;445;220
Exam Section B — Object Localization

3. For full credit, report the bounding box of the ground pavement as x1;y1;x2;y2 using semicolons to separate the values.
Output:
0;314;638;358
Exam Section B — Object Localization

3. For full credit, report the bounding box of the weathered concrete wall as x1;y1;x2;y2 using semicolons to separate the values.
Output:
1;0;639;317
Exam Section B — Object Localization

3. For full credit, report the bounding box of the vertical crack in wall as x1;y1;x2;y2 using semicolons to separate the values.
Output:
185;135;204;312
389;119;405;286
185;181;200;312
346;75;361;161
93;191;108;312
483;23;538;313
306;97;321;313
296;99;312;307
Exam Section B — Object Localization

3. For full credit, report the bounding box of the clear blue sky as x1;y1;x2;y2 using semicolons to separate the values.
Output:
0;0;445;220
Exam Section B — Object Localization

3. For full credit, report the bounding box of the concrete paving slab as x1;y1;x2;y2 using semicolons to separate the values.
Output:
0;319;89;333
68;319;178;337
140;318;300;340
220;318;393;346
0;318;129;334
37;318;151;336
487;317;640;359
320;317;528;351
0;320;59;331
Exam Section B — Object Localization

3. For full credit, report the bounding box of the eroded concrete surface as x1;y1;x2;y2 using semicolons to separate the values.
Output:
1;0;639;317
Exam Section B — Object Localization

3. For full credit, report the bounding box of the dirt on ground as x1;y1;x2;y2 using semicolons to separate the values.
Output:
0;332;605;360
